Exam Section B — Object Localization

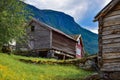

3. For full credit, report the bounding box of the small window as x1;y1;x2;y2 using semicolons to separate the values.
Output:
31;26;35;32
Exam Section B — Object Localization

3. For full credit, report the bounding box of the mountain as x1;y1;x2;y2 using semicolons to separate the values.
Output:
25;4;98;55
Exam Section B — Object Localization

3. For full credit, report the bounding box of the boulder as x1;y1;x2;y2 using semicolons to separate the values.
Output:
79;60;97;71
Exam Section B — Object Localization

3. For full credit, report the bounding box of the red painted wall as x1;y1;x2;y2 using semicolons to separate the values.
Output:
76;39;83;58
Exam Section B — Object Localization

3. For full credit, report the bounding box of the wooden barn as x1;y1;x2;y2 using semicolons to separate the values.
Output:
94;0;120;79
17;19;84;59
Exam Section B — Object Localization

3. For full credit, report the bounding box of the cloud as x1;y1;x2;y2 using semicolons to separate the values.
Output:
24;0;90;22
25;0;111;22
103;0;112;6
86;27;98;34
24;0;111;34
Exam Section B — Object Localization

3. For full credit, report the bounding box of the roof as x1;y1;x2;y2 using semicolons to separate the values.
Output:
94;0;120;21
70;34;84;47
70;35;81;41
29;19;77;42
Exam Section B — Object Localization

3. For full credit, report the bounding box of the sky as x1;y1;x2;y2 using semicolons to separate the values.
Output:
25;0;112;34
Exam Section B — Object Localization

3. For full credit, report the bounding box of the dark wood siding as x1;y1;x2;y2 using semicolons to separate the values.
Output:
52;31;76;55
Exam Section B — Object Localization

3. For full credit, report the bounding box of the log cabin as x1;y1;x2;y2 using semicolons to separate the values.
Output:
94;0;120;79
17;19;84;59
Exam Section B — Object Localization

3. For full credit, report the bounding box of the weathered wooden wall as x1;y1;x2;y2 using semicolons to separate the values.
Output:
99;2;120;71
28;21;51;50
52;31;76;55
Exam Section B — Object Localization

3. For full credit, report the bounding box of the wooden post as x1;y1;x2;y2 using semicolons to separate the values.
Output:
61;51;65;60
98;17;103;68
47;50;54;58
63;54;65;60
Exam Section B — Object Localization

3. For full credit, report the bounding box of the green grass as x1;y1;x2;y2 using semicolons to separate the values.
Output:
0;53;93;80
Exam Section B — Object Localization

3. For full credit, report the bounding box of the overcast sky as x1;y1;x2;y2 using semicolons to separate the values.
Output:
25;0;112;34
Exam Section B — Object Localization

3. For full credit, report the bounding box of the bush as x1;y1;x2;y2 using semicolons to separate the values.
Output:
1;46;12;54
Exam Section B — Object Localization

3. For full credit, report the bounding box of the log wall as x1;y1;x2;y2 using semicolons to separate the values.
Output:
99;2;120;71
28;21;51;50
52;31;76;55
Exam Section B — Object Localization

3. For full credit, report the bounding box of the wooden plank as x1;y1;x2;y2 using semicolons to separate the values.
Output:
103;15;120;26
105;10;120;18
35;30;50;36
54;52;74;58
104;15;120;21
63;55;65;60
113;2;120;11
102;38;120;44
103;58;120;63
52;45;75;55
52;46;75;55
35;42;50;49
103;20;120;27
102;29;120;35
101;63;120;71
52;40;75;51
102;34;120;39
103;43;120;48
103;25;120;31
102;47;120;53
103;53;120;59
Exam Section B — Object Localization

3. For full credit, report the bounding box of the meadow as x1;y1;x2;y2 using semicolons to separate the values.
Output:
0;53;93;80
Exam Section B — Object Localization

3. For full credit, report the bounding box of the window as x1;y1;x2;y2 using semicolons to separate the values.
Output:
31;26;35;32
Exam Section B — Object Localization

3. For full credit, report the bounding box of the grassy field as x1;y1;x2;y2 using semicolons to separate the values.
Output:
0;53;93;80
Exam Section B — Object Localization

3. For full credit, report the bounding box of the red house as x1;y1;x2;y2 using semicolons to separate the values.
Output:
71;35;85;58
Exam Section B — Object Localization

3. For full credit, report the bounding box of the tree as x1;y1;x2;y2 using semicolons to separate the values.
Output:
0;0;29;47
